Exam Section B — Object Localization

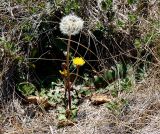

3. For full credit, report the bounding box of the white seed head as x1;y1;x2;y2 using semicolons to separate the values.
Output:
59;14;84;36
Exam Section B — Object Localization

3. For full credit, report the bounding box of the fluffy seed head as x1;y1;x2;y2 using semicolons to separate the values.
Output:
59;14;84;36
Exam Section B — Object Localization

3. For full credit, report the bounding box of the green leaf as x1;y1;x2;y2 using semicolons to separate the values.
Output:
58;114;66;121
17;82;36;96
57;107;66;114
94;76;104;84
134;39;142;49
111;89;118;97
127;0;136;4
117;20;125;28
71;109;78;119
100;0;113;10
128;13;137;23
106;101;118;111
47;92;53;97
104;70;113;81
79;89;91;96
72;99;78;105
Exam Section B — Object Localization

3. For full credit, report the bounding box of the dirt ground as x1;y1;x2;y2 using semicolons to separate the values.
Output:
0;67;160;134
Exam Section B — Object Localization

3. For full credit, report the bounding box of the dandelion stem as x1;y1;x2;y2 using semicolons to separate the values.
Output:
72;66;80;98
66;35;71;110
72;66;79;86
64;79;67;108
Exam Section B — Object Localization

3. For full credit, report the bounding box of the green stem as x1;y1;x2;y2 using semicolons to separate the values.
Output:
72;66;80;98
66;35;71;110
72;66;79;86
64;78;67;108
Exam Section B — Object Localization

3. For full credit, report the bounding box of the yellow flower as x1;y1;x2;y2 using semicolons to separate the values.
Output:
59;69;67;77
73;57;85;66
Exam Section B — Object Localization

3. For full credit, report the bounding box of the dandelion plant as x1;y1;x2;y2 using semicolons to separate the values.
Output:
59;14;84;111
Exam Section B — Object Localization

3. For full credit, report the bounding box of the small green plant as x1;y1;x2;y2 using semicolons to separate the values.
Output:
121;77;133;92
79;88;92;97
109;75;134;97
64;0;80;14
127;0;137;4
57;105;78;128
94;63;128;88
94;64;134;97
57;105;78;121
40;88;63;104
17;82;36;96
98;0;113;11
0;38;18;55
106;99;129;115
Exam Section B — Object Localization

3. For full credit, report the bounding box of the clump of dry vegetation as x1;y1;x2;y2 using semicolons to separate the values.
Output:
0;0;160;133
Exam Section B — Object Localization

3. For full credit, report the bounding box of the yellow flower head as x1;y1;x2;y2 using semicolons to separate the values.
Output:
59;69;67;77
73;57;85;67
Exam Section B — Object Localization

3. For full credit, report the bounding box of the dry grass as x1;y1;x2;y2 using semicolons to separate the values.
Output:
0;66;160;134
